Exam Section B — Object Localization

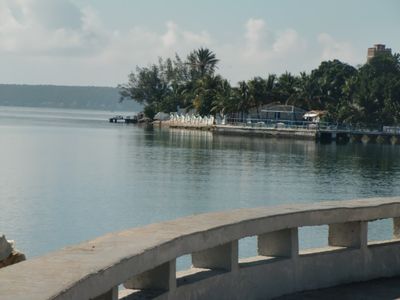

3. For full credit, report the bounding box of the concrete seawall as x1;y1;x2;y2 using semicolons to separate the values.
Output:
163;122;400;144
213;124;317;139
1;197;400;299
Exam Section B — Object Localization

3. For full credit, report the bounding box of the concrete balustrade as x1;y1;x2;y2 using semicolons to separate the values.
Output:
1;197;400;300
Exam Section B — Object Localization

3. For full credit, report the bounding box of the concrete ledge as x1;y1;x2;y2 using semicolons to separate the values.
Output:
1;197;400;299
214;125;317;139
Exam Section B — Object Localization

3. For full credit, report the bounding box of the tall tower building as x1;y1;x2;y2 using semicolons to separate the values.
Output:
367;44;392;62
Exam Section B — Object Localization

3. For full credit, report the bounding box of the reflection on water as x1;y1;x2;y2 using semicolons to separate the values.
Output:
0;107;400;260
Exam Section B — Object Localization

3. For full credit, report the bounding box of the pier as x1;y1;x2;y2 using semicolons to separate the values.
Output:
162;115;400;144
317;127;400;144
1;197;400;299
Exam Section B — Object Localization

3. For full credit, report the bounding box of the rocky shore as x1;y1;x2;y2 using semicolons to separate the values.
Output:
0;234;25;269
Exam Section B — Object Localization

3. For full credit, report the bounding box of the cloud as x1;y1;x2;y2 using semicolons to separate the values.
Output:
161;21;178;48
0;0;107;55
0;0;211;63
0;3;358;86
241;18;306;64
182;30;211;46
243;18;268;59
317;33;357;63
28;0;83;30
161;21;211;50
273;29;306;54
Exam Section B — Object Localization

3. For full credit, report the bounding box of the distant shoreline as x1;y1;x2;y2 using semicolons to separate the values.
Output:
0;84;142;112
0;103;135;113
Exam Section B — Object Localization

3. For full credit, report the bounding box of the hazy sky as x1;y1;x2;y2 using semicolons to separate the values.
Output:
0;0;399;87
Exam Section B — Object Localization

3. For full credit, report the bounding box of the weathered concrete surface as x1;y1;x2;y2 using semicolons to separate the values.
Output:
1;197;400;300
275;276;400;299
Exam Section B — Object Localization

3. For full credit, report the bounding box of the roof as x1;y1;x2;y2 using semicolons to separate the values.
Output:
304;110;327;118
261;104;305;113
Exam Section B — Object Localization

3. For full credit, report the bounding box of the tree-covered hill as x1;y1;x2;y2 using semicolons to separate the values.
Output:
0;84;142;112
120;48;400;127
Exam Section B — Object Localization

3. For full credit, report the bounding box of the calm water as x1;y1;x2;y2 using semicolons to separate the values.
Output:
1;106;400;263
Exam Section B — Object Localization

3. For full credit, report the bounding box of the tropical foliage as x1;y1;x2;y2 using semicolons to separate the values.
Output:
119;48;400;127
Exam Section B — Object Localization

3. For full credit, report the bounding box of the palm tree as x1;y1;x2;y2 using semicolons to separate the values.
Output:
265;74;277;103
248;77;271;118
187;48;219;78
192;75;221;116
233;81;252;122
211;78;232;117
277;72;299;105
296;72;319;110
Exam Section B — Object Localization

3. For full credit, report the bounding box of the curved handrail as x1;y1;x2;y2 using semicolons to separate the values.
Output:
1;197;400;300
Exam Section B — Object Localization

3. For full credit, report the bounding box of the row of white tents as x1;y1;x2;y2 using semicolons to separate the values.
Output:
168;113;215;126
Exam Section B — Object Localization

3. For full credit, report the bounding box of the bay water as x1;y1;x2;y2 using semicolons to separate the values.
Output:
1;106;400;266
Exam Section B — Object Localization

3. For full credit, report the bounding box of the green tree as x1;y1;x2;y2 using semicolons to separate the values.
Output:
193;75;227;116
276;72;299;105
310;60;357;122
210;78;233;116
187;48;219;79
349;53;400;126
265;74;278;103
247;77;270;118
119;47;400;127
294;72;319;110
118;54;194;117
118;64;168;108
231;81;252;121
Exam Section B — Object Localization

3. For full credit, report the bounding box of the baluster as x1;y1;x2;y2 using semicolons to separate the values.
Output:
192;241;238;272
258;228;298;258
328;221;367;249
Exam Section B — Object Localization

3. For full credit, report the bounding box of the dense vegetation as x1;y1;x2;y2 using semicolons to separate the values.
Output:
119;48;400;127
0;84;141;111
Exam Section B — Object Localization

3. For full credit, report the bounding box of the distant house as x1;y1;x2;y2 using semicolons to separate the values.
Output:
303;110;326;123
226;104;306;124
252;104;306;121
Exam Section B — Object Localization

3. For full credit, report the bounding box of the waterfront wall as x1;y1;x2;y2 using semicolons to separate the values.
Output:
214;124;317;139
1;198;400;299
164;121;400;144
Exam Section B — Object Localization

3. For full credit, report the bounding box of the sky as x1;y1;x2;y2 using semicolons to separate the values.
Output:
0;0;399;87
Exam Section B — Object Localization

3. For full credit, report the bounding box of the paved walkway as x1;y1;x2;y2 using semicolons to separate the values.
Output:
275;277;400;300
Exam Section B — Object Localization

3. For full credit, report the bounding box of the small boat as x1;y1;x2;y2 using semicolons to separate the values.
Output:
109;115;125;123
124;115;138;124
109;115;138;124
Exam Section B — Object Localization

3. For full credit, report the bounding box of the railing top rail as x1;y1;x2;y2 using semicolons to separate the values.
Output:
1;197;400;300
